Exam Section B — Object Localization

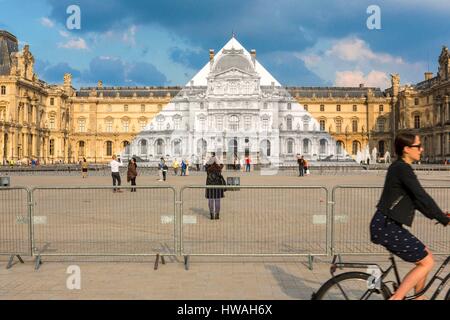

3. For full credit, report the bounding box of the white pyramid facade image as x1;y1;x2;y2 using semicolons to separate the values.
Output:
123;37;351;167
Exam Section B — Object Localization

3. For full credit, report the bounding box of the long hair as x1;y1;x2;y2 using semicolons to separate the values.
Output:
394;133;416;157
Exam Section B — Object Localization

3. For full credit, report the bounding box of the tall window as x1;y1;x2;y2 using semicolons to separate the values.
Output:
49;115;56;129
377;118;385;132
353;105;357;112
303;105;308;111
320;120;326;131
216;116;223;130
262;117;269;131
141;105;145;112
303;118;310;131
244;116;251;130
287;103;292;110
122;120;129;132
78;141;85;157
157;116;164;131
379;105;384;112
199;116;206;131
78;118;86;132
106;119;113;133
320;105;325;112
1;86;6;95
124;105;128;112
352;141;360;155
106;141;113;156
414;115;421;129
414;98;419;106
174;116;181;130
320;139;327;154
303;139;310;154
139;120;147;130
140;140;147;155
286;117;293;130
123;141;130;155
352;120;358;133
228;115;239;132
156;139;164;155
287;139;294;154
335;119;342;133
50;98;54;105
336;105;341;112
49;139;55;156
336;141;344;155
174;140;181;155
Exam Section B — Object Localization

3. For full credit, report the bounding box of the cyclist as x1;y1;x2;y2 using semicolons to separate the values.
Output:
370;133;449;300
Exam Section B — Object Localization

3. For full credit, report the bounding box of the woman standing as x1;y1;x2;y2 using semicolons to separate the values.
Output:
205;162;226;220
81;158;89;179
370;133;449;300
127;158;138;192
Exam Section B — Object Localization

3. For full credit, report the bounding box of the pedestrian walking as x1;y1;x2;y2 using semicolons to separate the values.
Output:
185;159;190;176
370;133;450;300
181;159;187;176
127;158;138;192
110;155;124;192
205;162;226;220
81;158;89;178
158;157;168;181
304;159;309;175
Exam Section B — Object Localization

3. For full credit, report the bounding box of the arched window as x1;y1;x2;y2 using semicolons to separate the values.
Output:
78;118;85;132
140;140;147;155
197;139;207;156
335;119;342;133
105;119;113;133
0;86;6;95
352;120;358;133
49;113;56;130
414;115;421;129
123;141;130;155
377;118;385;132
319;120;326;131
336;141;345;155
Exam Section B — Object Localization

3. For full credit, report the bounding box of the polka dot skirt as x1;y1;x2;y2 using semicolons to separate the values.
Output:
370;210;428;263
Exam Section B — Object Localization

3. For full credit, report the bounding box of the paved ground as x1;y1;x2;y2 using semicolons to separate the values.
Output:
0;171;449;300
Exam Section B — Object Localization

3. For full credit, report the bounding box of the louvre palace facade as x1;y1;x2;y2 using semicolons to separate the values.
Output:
0;30;448;165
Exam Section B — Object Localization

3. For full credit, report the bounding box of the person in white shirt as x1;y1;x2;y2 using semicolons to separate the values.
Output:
110;155;124;192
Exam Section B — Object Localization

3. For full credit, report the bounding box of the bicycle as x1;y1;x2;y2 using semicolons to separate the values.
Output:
311;254;450;300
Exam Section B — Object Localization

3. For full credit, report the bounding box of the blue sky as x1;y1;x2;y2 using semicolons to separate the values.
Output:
1;0;449;89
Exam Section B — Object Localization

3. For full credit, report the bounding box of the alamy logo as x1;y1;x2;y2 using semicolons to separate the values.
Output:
366;5;381;30
367;265;382;290
66;265;81;290
66;5;81;30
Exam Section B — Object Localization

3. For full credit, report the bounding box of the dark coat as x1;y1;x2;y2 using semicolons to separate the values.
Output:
127;163;137;182
377;158;449;226
205;163;226;199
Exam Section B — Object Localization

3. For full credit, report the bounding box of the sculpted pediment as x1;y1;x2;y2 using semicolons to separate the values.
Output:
213;68;256;80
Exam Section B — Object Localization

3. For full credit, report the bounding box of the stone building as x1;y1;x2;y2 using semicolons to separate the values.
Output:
1;30;448;164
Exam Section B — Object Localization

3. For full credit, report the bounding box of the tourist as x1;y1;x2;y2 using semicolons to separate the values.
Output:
172;158;180;176
245;156;251;172
110;155;123;192
297;155;305;177
127;158;138;192
81;158;88;178
205;162;226;220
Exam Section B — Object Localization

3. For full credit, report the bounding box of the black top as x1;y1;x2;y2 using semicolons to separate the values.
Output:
376;158;449;227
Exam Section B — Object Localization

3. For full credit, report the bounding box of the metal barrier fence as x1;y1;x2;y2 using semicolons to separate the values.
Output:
0;187;31;268
331;186;450;256
1;185;448;270
179;186;329;261
30;186;176;267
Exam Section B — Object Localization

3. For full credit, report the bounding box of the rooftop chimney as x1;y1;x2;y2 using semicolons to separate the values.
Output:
250;49;256;65
424;72;433;80
97;80;103;88
209;49;214;62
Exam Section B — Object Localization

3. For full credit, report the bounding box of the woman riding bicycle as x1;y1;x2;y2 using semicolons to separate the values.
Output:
370;133;449;300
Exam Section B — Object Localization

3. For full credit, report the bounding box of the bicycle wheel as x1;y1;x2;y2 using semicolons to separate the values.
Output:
312;272;391;300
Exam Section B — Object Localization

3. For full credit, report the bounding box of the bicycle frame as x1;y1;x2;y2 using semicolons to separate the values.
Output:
329;254;450;300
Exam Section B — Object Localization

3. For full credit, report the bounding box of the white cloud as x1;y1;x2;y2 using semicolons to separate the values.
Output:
122;25;137;46
296;36;425;90
58;38;88;50
59;30;70;38
335;70;389;88
40;17;54;28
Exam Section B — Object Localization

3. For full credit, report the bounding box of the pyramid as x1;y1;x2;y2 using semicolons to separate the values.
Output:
124;37;351;169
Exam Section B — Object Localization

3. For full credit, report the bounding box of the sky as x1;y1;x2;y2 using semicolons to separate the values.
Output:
1;0;449;90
